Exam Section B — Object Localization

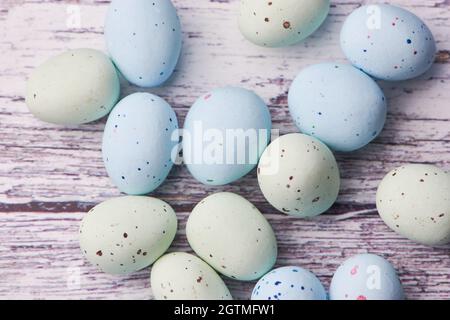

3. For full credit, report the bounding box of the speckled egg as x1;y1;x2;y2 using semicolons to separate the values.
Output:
258;133;340;218
105;0;182;87
183;87;271;186
377;164;450;246
288;63;387;152
329;254;404;300
79;196;177;275
25;49;120;125
341;4;436;81
102;92;179;195
151;252;232;300
251;266;327;300
238;0;330;47
186;192;277;281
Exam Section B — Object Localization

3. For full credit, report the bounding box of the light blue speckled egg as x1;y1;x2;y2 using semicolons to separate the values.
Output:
105;0;182;87
102;93;179;195
329;254;404;300
341;4;436;81
183;87;271;186
251;266;327;300
288;63;387;152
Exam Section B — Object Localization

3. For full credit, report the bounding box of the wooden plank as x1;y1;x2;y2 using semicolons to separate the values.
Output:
0;0;449;299
1;211;449;300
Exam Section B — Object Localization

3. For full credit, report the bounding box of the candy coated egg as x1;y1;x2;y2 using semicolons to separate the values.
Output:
79;196;177;275
26;49;120;125
186;192;277;281
252;266;327;300
258;133;340;218
102;93;179;195
239;0;330;47
377;164;450;246
151;252;232;300
105;0;182;87
341;4;436;81
288;63;387;152
183;87;271;186
330;254;404;300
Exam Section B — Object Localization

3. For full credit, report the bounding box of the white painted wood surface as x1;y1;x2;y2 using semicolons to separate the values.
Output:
0;0;449;300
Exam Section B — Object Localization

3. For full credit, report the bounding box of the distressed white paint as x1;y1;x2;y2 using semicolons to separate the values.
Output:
0;0;449;300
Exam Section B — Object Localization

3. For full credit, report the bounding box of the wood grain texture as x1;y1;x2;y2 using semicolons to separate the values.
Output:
0;0;449;300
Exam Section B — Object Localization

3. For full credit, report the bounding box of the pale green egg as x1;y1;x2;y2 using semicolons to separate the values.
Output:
79;196;177;275
238;0;330;47
26;49;120;125
151;252;232;300
186;192;277;281
377;164;450;246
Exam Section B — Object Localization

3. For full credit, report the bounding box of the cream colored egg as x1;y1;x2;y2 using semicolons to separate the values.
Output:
151;252;232;300
186;192;277;281
258;133;340;218
238;0;330;47
26;49;120;125
377;164;450;246
79;196;177;275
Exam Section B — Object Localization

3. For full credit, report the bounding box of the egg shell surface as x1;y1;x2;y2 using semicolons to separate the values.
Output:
183;86;271;186
25;49;120;125
340;4;436;81
251;266;327;300
258;133;340;218
79;196;177;275
238;0;330;47
105;0;182;87
151;252;232;300
186;192;277;281
376;164;450;246
288;63;387;152
329;254;404;300
102;92;179;195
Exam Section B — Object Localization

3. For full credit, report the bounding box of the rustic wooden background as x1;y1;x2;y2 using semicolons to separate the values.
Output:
1;0;449;300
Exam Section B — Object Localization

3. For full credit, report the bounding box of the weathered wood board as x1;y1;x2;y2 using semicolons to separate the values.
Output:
0;0;449;300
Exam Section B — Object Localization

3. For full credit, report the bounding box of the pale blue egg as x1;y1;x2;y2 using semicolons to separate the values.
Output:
329;254;404;300
341;4;436;81
105;0;182;87
251;266;327;300
102;93;179;195
288;63;387;152
183;87;271;186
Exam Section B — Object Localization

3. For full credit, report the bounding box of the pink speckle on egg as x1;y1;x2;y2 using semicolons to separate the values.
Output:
204;94;212;100
357;295;367;300
350;265;358;275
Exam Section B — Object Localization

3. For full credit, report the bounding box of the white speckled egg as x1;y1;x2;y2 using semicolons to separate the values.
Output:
79;196;177;275
183;86;271;186
288;63;387;152
330;254;404;300
376;164;450;246
341;4;436;81
258;133;340;218
105;0;182;87
186;192;277;281
25;49;120;125
151;252;232;300
238;0;330;47
102;92;179;195
252;266;327;300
